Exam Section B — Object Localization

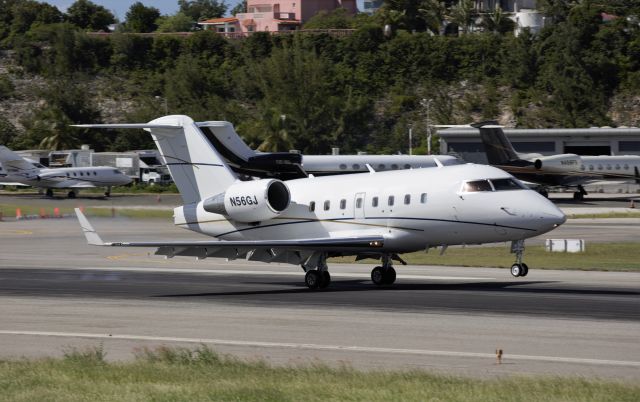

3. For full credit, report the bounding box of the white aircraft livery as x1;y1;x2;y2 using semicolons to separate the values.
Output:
0;146;132;197
74;115;566;289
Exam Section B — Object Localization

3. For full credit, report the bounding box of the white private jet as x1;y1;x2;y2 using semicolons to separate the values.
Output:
74;115;566;289
0;146;132;198
472;122;640;200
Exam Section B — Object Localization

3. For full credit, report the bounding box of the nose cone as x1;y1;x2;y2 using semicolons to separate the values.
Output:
533;196;566;234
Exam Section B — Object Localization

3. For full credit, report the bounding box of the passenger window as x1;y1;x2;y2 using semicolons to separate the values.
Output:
589;165;594;171
597;165;603;170
463;180;492;192
324;200;330;211
404;164;411;169
388;195;394;206
73;172;77;176
352;164;360;170
356;198;363;208
580;165;585;171
392;164;398;169
378;164;385;170
615;164;621;170
80;172;84;176
372;197;378;207
339;164;347;170
93;171;97;175
340;199;346;209
624;164;629;170
420;193;427;203
66;173;69;177
606;164;611;170
309;201;315;212
404;194;410;205
490;178;524;191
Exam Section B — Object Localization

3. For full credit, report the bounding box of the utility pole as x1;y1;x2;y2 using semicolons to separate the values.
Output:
422;98;433;155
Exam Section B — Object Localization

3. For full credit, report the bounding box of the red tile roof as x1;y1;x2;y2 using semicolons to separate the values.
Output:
199;17;238;24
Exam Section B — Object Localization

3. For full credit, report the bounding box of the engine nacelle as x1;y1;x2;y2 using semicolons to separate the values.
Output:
202;179;290;223
534;154;581;172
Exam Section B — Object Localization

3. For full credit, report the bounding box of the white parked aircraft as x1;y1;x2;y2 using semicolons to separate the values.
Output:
472;123;640;200
197;120;460;179
0;146;132;198
74;115;566;288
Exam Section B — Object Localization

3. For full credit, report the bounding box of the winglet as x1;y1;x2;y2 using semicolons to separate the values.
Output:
74;208;105;246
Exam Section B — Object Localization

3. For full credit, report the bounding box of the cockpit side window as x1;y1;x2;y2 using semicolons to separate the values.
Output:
491;178;525;191
462;180;492;192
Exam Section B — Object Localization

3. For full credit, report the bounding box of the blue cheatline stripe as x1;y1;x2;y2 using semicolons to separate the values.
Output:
179;216;537;238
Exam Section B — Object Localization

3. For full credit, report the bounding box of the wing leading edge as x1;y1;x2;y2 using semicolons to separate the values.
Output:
75;209;384;261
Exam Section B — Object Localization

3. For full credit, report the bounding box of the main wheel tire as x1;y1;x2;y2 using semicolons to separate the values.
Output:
371;266;385;286
319;271;331;289
573;191;584;201
510;264;522;277
45;189;53;197
67;191;76;199
520;263;529;277
305;270;320;289
384;267;397;285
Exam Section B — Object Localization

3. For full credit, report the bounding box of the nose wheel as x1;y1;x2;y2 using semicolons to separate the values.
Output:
510;263;529;277
510;240;529;277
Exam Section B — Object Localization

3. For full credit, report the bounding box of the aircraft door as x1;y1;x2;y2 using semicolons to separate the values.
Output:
354;192;365;219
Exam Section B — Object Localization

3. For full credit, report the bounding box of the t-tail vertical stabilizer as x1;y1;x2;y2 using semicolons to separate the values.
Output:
75;115;237;204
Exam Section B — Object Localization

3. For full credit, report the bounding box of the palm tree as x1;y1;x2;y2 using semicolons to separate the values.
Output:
418;0;446;35
447;0;478;35
479;5;515;34
257;109;294;152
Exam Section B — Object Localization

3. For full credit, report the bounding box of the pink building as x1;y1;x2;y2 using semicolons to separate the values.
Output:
199;0;357;34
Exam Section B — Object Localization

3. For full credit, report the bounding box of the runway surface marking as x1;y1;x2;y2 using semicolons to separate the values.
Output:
29;266;497;281
1;330;638;368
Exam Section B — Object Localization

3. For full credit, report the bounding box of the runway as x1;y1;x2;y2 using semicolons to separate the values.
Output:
0;218;639;380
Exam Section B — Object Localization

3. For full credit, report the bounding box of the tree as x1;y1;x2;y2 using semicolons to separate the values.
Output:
66;0;115;31
156;12;194;32
0;116;20;148
230;0;246;16
125;2;160;33
178;0;227;21
479;6;515;34
447;0;478;35
303;8;354;29
418;0;446;35
7;0;63;41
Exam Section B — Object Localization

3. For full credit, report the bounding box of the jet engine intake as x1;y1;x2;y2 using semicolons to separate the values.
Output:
203;179;290;222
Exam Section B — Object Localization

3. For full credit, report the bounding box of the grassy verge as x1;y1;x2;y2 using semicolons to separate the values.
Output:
332;243;640;271
0;346;637;402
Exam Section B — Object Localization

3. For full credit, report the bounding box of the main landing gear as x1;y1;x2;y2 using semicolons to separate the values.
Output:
301;253;400;289
573;185;587;201
510;239;529;277
371;254;396;286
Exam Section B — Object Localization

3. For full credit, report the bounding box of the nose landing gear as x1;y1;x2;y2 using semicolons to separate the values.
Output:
510;239;529;277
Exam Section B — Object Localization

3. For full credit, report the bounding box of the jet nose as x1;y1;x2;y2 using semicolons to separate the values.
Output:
536;199;566;232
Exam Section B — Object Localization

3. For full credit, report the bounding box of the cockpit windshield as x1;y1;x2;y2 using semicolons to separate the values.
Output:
462;178;526;193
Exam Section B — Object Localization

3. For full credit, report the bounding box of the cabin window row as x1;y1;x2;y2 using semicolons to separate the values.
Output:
65;171;98;177
581;164;634;171
308;193;428;212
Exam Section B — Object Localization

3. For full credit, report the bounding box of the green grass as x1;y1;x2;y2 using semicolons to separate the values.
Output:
332;243;640;271
0;346;637;402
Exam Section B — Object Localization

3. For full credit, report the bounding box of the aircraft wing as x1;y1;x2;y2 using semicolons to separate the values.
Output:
75;209;384;261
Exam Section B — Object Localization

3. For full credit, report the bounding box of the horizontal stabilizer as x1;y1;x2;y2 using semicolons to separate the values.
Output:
72;123;181;129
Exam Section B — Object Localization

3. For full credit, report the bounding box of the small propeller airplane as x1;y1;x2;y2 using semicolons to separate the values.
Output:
0;146;132;198
73;115;566;289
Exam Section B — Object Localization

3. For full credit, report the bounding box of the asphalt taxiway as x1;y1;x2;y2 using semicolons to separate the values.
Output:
0;217;639;380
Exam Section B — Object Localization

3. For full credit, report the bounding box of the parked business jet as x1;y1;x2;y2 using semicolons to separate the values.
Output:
470;123;640;200
74;115;566;288
193;120;460;179
0;146;132;198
